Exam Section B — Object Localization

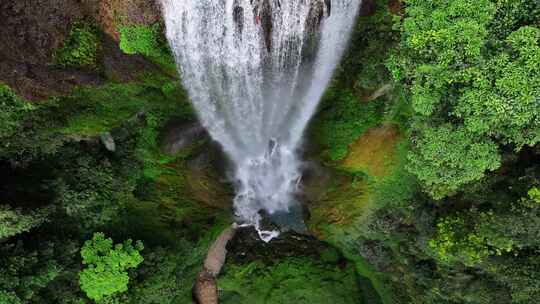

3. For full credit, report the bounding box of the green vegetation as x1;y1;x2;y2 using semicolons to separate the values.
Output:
406;124;501;199
119;24;162;58
0;22;225;302
388;0;540;198
119;24;177;73
1;0;539;303
308;1;540;304
79;233;144;301
55;21;101;69
219;258;362;304
312;89;383;161
0;205;50;239
0;84;34;141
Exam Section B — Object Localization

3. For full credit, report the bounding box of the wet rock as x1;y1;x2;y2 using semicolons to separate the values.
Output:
0;0;100;99
193;270;218;304
363;83;393;102
0;0;96;66
160;119;208;155
98;0;162;41
0;60;103;100
100;132;116;152
258;202;309;235
100;34;162;83
301;160;333;203
233;1;244;34
234;0;330;52
184;141;234;210
359;0;377;17
226;226;331;264
306;0;331;33
204;226;237;276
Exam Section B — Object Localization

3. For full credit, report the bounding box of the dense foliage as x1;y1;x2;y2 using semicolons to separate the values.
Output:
388;0;540;198
0;18;224;303
55;21;101;69
79;233;144;301
1;1;539;304
119;24;177;73
219;257;362;304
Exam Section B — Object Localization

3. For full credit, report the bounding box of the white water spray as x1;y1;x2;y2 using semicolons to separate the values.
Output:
160;0;361;241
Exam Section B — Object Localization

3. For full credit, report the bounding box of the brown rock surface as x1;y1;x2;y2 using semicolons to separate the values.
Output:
193;270;218;304
388;0;403;16
204;226;237;276
98;0;161;40
0;0;162;100
194;225;237;304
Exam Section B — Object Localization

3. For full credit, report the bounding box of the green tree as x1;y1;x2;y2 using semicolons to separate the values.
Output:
455;26;540;148
0;242;61;303
79;232;144;302
0;84;34;142
54;154;134;230
430;187;540;266
407;124;501;199
388;0;540;198
55;21;101;69
0;205;50;240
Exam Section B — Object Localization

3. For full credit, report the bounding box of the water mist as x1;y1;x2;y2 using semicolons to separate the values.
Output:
160;0;361;241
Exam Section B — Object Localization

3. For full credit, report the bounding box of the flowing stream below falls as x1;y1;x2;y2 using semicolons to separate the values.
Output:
160;0;361;241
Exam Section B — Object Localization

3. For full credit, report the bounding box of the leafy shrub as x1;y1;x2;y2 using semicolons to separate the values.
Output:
407;124;501;199
219;258;361;304
79;233;144;301
0;205;50;240
119;24;176;73
0;242;61;303
55;21;101;68
0;84;34;141
0;84;66;161
119;24;162;57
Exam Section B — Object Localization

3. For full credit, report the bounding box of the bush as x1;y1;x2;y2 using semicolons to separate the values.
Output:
119;24;162;57
0;205;50;240
0;84;34;141
119;24;176;73
55;21;101;69
79;233;144;301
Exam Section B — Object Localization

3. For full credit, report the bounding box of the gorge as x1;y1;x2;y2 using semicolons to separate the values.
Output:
160;0;361;240
1;0;539;303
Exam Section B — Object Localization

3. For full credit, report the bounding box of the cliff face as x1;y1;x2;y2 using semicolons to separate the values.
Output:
0;0;161;100
0;0;387;101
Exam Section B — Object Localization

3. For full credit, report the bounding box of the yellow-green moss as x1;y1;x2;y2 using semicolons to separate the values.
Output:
55;21;101;69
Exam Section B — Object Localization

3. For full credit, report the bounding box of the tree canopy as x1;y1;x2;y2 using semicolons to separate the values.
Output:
79;233;144;301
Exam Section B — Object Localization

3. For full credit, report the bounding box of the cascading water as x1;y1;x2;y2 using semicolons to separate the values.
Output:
160;0;361;241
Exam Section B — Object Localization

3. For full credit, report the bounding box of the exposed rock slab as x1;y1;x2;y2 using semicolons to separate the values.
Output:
204;226;237;276
0;0;164;100
194;225;237;304
193;270;218;304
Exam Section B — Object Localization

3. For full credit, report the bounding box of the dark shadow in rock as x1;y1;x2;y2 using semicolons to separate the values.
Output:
226;226;337;265
359;0;377;17
160;118;209;155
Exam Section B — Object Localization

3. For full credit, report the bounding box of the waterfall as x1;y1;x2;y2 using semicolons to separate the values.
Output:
160;0;361;241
